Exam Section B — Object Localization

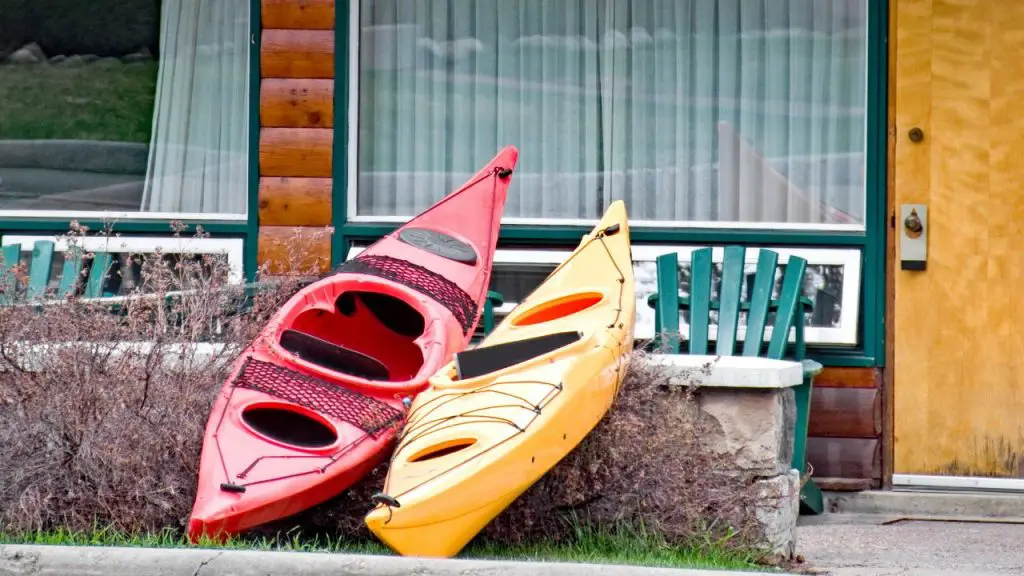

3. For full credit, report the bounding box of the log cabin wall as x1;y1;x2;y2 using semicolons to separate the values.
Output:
257;0;335;275
807;367;884;490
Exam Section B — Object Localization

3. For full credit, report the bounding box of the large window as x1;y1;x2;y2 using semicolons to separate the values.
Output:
349;0;869;229
0;0;250;219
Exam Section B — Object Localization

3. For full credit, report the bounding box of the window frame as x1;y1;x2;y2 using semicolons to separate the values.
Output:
341;0;873;233
0;0;263;283
332;0;888;367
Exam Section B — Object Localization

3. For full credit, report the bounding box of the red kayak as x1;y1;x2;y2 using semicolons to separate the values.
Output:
187;146;518;541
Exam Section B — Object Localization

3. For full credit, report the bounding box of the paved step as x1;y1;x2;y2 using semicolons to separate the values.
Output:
822;489;1024;520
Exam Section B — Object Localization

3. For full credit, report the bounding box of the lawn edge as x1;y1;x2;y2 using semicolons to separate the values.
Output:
0;543;786;576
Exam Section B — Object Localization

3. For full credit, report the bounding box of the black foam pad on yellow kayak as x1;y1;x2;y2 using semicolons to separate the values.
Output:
454;331;581;381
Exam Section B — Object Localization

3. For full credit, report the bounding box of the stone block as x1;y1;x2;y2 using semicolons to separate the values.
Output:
753;468;801;559
696;386;796;475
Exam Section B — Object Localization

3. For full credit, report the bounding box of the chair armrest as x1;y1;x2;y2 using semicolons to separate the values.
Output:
801;359;824;378
486;290;504;308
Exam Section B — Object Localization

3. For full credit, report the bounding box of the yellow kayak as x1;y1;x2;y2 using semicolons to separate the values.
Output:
363;200;637;557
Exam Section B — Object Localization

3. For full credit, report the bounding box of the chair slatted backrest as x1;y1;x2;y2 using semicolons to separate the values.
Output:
650;246;810;360
0;243;20;305
0;240;114;305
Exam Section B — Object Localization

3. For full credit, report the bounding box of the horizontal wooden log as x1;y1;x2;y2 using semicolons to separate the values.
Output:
259;177;332;226
261;79;333;128
814;477;877;492
262;0;334;30
807;437;881;480
815;367;882;389
258;226;332;275
259;128;333;178
808;387;881;439
261;29;334;79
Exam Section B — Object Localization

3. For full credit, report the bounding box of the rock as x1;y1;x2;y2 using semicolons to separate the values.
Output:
122;46;153;63
122;52;151;64
49;55;66;64
94;57;122;67
752;469;801;560
59;55;85;67
81;54;99;63
7;42;46;64
696;386;796;475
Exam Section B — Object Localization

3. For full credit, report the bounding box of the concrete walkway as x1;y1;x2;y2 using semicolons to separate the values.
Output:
0;544;783;576
796;491;1024;576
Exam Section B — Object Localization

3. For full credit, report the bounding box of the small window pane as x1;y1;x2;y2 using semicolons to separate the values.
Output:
0;1;250;215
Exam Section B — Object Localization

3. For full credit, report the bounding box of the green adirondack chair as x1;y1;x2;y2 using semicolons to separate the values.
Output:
0;240;114;305
646;245;824;515
0;239;263;314
467;290;505;344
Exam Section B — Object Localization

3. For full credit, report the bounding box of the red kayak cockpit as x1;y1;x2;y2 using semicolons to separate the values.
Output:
265;270;458;396
279;288;428;383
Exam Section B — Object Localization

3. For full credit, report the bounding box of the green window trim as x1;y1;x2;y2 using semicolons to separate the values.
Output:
0;219;248;235
245;0;262;284
331;0;889;369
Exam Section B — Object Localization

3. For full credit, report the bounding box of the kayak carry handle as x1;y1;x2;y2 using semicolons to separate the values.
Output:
220;482;246;493
601;223;621;236
371;493;401;508
497;167;513;178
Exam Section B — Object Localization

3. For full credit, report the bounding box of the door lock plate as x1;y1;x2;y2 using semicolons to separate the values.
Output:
900;204;928;271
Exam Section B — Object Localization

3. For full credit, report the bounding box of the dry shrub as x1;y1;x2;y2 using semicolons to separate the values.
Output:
479;348;767;550
253;348;773;553
0;225;775;556
0;222;329;534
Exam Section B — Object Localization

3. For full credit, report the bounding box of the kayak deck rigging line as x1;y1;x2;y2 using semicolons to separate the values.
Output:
334;254;478;336
401;388;562;445
369;227;630;517
223;433;374;489
211;357;407;491
329;164;513;338
230;358;404;435
372;379;564;518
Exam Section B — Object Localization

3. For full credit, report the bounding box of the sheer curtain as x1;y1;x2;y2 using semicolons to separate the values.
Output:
141;0;250;215
356;0;868;226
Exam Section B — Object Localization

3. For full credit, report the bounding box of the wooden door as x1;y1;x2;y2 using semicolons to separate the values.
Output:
894;0;1024;478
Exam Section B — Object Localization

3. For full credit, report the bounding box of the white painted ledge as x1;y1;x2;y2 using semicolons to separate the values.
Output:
0;341;240;373
646;353;804;389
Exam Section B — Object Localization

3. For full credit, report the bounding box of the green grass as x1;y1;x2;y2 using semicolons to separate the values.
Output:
0;521;770;572
0;61;158;142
